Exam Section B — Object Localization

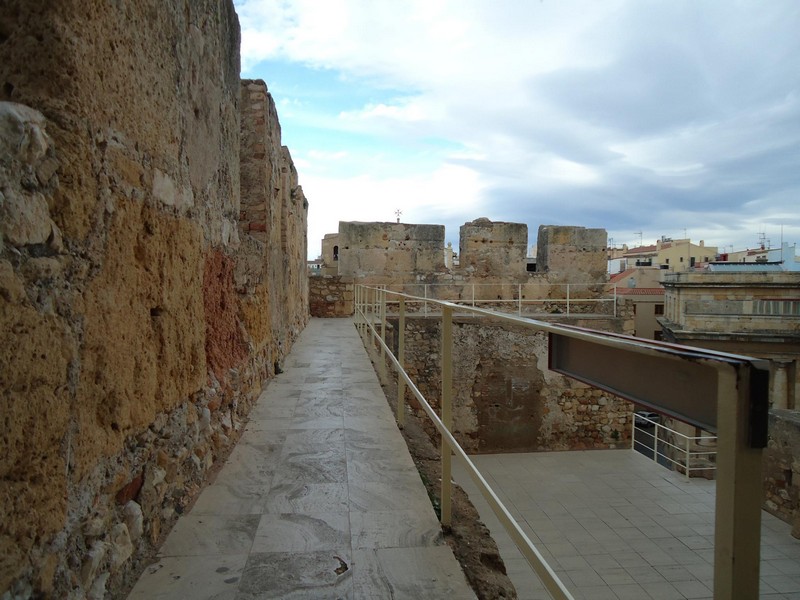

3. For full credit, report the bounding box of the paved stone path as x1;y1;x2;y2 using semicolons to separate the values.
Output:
454;450;800;600
128;318;474;600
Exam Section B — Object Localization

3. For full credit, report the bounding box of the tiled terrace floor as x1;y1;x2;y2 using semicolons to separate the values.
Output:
128;318;474;599
454;451;800;600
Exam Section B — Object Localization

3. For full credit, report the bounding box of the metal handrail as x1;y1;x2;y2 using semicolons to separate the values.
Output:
354;283;769;600
633;415;718;479
355;286;575;600
369;282;617;317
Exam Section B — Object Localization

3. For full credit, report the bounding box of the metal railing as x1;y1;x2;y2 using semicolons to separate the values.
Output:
372;282;617;317
632;416;718;479
356;285;576;600
354;283;769;600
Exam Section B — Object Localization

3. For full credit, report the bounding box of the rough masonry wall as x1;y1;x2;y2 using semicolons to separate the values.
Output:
458;217;528;277
309;275;354;317
536;225;608;284
389;318;633;453
238;80;309;375
0;4;307;598
338;221;446;282
763;410;800;537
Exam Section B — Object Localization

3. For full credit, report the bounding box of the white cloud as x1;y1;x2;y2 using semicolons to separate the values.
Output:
235;0;800;257
303;163;485;257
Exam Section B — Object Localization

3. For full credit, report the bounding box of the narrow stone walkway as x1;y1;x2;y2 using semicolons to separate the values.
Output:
128;318;474;599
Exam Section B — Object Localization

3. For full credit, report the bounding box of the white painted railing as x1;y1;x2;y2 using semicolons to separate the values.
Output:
632;415;718;479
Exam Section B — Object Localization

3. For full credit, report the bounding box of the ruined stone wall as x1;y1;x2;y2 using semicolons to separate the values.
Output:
536;225;608;284
388;317;633;453
458;217;528;277
338;221;446;282
763;410;800;538
0;3;308;598
309;275;354;317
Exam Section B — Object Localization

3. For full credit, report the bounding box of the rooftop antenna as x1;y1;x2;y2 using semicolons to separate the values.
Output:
634;231;643;247
395;209;402;224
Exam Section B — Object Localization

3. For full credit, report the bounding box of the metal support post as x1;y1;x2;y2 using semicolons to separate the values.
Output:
380;286;387;381
685;435;691;480
566;284;571;315
441;305;453;527
518;284;522;316
397;297;406;427
713;367;762;600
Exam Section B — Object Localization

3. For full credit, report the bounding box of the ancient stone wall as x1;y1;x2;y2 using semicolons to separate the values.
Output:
536;225;608;284
458;217;528;277
338;221;446;282
0;3;308;598
309;275;354;317
388;317;633;453
763;410;800;538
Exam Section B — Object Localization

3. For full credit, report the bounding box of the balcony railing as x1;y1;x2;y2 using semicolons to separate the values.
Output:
632;415;718;479
355;284;769;600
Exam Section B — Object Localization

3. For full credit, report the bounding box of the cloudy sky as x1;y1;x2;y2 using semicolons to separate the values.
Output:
234;0;800;259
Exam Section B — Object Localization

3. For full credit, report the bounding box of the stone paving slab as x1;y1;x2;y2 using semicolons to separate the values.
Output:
129;318;475;600
454;450;800;600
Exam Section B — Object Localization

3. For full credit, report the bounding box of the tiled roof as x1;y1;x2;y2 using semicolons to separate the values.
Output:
613;287;665;296
624;244;658;254
608;268;636;284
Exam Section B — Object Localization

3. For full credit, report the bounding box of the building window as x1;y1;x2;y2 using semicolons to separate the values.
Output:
333;245;339;261
654;304;664;315
680;256;684;262
665;258;669;264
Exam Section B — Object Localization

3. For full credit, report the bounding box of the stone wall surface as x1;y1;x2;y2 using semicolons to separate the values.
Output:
536;225;608;284
458;217;528;277
387;317;633;453
309;275;354;317
338;221;447;282
763;410;800;537
0;3;308;598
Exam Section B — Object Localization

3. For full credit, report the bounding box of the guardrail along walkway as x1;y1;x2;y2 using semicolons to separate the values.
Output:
128;317;475;599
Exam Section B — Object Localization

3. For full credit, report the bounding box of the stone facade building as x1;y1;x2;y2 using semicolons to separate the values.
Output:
0;2;308;597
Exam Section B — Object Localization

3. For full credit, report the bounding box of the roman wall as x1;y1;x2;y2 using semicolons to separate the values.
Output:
763;410;800;537
309;275;354;318
386;317;633;453
338;221;447;282
536;225;608;285
458;217;528;277
0;2;308;598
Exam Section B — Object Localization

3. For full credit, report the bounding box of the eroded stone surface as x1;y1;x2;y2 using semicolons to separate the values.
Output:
0;2;309;598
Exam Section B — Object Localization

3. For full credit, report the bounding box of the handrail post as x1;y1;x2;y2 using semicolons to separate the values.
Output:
397;297;406;427
653;422;659;462
424;284;428;315
380;285;387;381
566;283;571;315
356;285;362;335
441;305;453;527
614;285;618;317
714;366;762;600
685;434;691;480
471;283;475;307
518;284;522;316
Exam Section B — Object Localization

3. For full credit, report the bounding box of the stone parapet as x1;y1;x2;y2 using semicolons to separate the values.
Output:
763;410;800;538
0;3;308;597
310;275;354;317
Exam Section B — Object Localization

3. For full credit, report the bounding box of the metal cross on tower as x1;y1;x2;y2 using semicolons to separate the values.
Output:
395;209;402;223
